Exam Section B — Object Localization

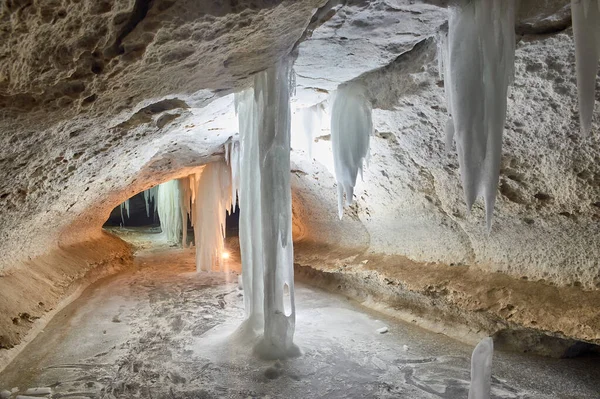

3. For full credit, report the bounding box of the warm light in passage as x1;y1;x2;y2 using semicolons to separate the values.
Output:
221;251;230;260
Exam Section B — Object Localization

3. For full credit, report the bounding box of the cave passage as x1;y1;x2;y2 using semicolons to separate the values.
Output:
0;232;598;398
1;1;600;398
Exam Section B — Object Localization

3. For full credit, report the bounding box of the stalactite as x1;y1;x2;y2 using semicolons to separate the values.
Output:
193;161;232;272
157;180;182;244
330;84;372;219
440;0;515;230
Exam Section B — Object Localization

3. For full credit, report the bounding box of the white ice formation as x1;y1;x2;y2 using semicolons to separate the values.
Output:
330;84;372;219
119;199;130;226
235;58;299;359
193;161;232;272
571;0;600;136
157;180;183;244
291;102;324;159
440;0;515;230
143;186;158;218
468;337;494;399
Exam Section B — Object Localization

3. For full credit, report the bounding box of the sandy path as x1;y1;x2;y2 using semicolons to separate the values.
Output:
0;237;599;398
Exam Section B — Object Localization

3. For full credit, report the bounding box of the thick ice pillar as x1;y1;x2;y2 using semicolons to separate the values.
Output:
330;84;372;219
441;0;515;229
194;161;231;272
468;337;494;399
571;0;600;136
236;58;298;359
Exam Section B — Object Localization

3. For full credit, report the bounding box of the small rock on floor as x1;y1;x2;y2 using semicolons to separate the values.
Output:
377;327;388;334
25;387;52;395
0;390;10;399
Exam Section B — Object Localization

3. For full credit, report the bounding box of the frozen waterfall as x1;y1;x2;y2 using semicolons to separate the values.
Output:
193;161;232;272
468;337;494;399
571;0;600;136
330;84;372;219
440;0;515;229
157;180;183;244
235;58;299;359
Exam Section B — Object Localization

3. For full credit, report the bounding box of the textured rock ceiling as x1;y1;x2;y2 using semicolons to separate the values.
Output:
0;0;599;349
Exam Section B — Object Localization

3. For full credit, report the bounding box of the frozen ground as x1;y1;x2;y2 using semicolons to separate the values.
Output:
0;230;598;399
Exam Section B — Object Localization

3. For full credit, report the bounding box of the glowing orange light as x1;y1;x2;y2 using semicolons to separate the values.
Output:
221;251;230;260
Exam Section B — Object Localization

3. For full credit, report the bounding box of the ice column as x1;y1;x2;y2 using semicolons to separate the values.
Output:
330;84;372;219
468;337;494;399
571;0;600;136
236;89;265;332
157;180;182;244
193;161;232;272
236;58;298;359
441;0;515;229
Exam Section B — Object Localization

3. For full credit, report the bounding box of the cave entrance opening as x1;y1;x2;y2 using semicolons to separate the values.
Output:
103;177;240;253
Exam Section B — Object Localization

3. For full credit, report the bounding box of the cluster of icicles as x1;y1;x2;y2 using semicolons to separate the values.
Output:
113;0;598;393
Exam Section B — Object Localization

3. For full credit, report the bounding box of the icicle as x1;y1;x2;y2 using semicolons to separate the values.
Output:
143;190;151;218
157;180;182;244
571;0;600;136
468;337;494;399
291;103;323;159
229;141;241;209
194;161;231;272
442;0;515;230
178;177;192;248
236;58;298;359
124;199;130;219
120;202;126;226
330;84;372;219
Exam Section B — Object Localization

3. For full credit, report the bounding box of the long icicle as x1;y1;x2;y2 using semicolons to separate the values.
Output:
330;84;372;219
442;0;515;230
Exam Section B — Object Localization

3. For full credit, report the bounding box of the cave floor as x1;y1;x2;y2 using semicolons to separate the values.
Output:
0;230;599;399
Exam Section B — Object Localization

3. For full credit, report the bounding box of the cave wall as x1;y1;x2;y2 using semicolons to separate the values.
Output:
0;0;598;352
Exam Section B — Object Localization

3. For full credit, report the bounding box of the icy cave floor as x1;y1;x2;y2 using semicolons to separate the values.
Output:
1;230;599;399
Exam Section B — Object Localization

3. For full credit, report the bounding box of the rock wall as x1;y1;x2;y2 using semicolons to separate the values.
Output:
0;0;598;352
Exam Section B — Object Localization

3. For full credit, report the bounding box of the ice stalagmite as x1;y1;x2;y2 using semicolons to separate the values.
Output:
330;84;372;219
571;0;600;136
441;0;515;229
468;337;494;399
236;58;298;359
193;161;232;272
157;180;182;244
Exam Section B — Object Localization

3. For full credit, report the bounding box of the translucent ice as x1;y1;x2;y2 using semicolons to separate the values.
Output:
291;103;324;159
236;58;298;359
571;0;600;136
157;180;182;244
441;0;515;229
469;337;494;399
193;161;231;272
330;84;372;219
